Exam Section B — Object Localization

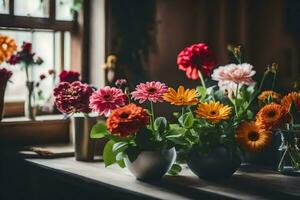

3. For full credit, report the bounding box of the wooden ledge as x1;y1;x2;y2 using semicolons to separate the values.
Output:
0;115;70;147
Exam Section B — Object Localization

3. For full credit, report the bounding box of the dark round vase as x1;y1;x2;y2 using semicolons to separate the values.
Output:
187;146;241;180
124;147;177;181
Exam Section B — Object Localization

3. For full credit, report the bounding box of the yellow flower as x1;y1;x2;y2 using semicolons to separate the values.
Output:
0;35;17;63
163;86;198;106
194;101;231;123
258;90;281;103
236;121;272;152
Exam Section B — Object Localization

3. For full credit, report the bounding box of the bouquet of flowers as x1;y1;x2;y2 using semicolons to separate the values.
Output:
90;80;177;180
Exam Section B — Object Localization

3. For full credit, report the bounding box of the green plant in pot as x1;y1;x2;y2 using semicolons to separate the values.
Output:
163;43;274;180
90;80;176;181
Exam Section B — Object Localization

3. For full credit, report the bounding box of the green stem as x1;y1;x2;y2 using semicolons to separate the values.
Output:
25;64;29;82
258;71;268;92
181;107;185;117
150;101;155;130
271;71;277;91
198;70;207;90
234;83;239;118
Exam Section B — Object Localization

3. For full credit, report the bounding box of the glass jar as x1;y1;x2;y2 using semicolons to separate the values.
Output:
277;124;300;176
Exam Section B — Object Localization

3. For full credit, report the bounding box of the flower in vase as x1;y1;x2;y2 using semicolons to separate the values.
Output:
89;86;127;117
115;79;127;87
258;90;282;103
53;81;93;114
256;103;289;131
0;68;13;85
236;121;272;152
0;35;17;63
131;81;168;103
177;43;216;80
7;54;20;65
281;92;300;111
163;86;198;106
59;70;80;83
194;101;231;124
107;103;150;137
48;69;56;75
211;63;256;95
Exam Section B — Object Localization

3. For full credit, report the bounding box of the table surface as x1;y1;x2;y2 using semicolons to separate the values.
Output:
25;157;300;200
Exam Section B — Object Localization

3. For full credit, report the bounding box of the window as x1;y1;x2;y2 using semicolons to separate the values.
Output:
0;0;77;115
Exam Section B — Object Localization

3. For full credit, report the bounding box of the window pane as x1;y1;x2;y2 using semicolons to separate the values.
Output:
56;0;73;21
0;30;70;102
14;0;50;18
0;0;9;14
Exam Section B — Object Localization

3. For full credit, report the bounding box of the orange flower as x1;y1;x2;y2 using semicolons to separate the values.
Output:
281;92;300;111
163;86;198;106
106;104;150;137
258;90;281;103
236;121;272;152
0;35;17;63
256;103;289;130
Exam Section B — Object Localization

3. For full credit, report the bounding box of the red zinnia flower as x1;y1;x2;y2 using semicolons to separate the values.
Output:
107;104;150;137
177;43;216;80
59;70;80;83
53;81;93;114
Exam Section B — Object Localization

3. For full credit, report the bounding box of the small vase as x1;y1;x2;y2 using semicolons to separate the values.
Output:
25;81;36;120
187;146;241;180
124;147;177;181
0;83;6;121
71;115;97;161
277;125;300;176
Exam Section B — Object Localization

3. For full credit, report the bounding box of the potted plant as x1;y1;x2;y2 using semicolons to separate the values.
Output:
162;43;275;180
90;80;176;181
53;80;95;161
7;42;43;120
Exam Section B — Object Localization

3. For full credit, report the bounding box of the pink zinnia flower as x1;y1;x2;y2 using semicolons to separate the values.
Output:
177;43;216;80
131;81;168;103
115;79;127;87
53;81;93;114
212;63;256;96
89;86;127;117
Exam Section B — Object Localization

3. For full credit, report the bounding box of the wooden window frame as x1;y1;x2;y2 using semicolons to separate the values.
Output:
0;0;91;118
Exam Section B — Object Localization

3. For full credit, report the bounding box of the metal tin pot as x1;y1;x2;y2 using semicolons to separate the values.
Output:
124;147;177;181
71;116;97;161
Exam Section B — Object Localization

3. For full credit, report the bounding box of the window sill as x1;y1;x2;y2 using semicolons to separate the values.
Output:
0;115;70;147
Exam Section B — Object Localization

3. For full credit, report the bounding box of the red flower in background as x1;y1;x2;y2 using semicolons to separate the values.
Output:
0;68;12;85
22;42;32;53
177;43;216;80
59;70;80;83
53;81;93;114
39;74;46;80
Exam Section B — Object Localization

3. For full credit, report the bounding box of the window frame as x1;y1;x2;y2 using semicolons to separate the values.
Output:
0;0;86;117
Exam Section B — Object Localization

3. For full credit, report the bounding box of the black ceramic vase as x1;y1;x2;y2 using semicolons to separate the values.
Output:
186;146;241;180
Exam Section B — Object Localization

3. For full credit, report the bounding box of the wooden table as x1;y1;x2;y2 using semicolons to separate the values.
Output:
23;157;300;200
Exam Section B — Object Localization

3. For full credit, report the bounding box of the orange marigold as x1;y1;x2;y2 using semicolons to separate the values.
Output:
106;103;150;137
281;92;300;111
256;103;289;130
0;35;17;63
236;121;272;152
258;90;281;103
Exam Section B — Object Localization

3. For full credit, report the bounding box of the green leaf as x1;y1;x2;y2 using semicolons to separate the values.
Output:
116;151;127;161
117;159;126;168
168;163;182;175
112;141;128;153
166;134;191;146
103;140;117;167
179;112;194;128
154;117;168;133
90;123;108;139
125;146;141;162
197;86;206;99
